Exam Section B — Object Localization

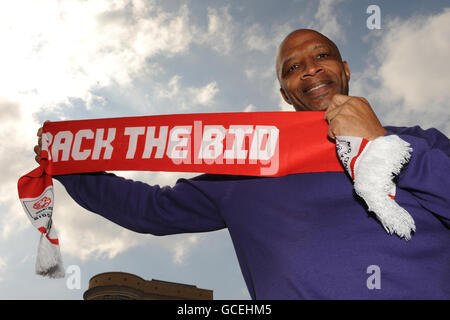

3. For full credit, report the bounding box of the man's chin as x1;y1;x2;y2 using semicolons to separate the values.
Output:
304;88;339;111
311;103;329;111
294;101;330;112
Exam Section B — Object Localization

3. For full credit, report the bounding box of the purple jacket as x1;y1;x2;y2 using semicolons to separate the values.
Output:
55;125;450;299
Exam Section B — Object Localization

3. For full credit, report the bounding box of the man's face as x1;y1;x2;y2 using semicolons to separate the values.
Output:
277;30;350;111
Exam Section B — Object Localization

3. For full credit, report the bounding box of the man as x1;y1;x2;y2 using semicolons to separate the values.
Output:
34;29;450;299
276;29;386;141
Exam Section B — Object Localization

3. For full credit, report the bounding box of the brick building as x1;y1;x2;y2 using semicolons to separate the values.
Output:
83;272;213;300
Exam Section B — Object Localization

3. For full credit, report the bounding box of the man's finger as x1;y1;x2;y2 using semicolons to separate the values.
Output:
34;145;41;155
327;124;336;140
37;120;51;137
324;105;341;123
324;95;340;120
324;94;351;121
331;94;352;106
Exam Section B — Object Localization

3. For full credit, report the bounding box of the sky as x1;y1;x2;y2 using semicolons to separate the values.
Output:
0;0;449;300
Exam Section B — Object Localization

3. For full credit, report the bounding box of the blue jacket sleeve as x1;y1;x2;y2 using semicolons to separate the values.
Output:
386;126;450;225
54;172;226;235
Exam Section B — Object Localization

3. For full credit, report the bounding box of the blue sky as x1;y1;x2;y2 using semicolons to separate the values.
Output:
0;0;449;299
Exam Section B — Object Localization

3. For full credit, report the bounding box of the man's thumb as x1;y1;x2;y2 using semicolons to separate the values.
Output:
331;94;351;105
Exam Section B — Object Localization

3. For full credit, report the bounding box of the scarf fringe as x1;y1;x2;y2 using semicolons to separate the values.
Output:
36;230;65;278
354;135;415;240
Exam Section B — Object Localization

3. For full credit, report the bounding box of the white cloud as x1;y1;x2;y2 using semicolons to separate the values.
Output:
0;0;206;266
243;104;256;112
0;257;6;281
196;6;237;55
53;185;144;260
192;81;220;105
351;9;450;135
377;11;450;110
0;0;193;114
0;100;42;240
0;1;197;243
157;75;219;109
308;0;347;42
273;80;294;112
244;64;275;81
85;92;107;111
171;235;200;265
240;287;251;299
243;24;273;53
52;170;201;262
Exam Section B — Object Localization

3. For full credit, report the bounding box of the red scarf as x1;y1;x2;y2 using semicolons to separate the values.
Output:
18;111;414;278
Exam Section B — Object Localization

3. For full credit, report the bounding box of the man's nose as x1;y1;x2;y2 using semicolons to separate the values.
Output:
301;59;322;79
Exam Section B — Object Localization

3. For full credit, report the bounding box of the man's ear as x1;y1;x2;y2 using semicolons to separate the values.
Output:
343;61;350;81
280;88;292;105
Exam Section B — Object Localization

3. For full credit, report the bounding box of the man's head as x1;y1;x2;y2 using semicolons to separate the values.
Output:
276;29;350;111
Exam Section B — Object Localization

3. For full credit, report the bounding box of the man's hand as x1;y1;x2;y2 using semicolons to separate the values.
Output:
34;121;50;164
324;94;386;141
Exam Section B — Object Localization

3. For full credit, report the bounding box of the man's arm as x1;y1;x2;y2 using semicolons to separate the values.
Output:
54;172;227;235
34;122;226;235
323;95;449;227
386;125;450;226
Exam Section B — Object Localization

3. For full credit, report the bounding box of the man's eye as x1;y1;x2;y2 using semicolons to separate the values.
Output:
317;53;329;59
288;65;299;73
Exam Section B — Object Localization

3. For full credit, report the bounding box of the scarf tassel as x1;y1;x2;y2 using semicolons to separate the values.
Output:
353;135;416;240
36;226;65;278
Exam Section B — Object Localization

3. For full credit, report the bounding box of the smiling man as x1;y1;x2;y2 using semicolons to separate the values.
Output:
34;29;450;299
277;29;386;141
277;29;349;111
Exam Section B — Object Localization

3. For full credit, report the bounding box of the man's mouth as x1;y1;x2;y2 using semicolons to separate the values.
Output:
303;81;333;95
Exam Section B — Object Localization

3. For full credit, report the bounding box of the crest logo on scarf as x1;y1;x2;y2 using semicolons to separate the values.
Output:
21;186;54;222
33;196;52;210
